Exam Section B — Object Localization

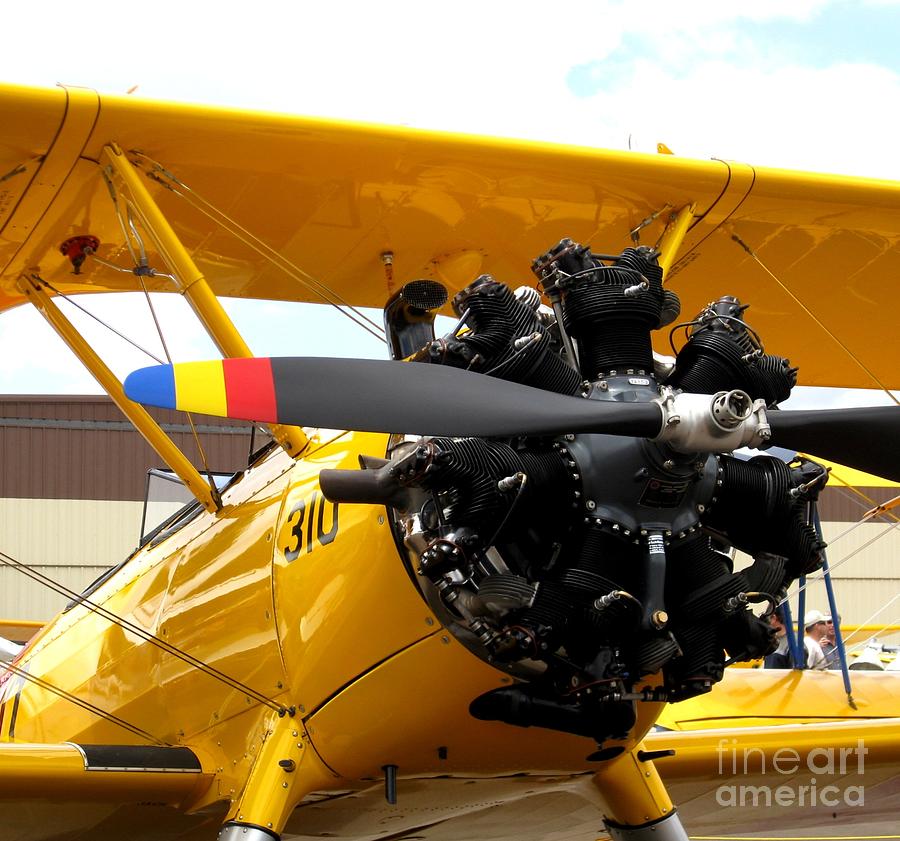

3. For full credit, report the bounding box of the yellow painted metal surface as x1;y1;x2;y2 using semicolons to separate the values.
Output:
2;83;900;389
0;86;97;249
0;446;297;803
102;144;308;455
306;630;665;779
645;716;900;779
0;742;212;804
0;86;66;236
810;458;900;490
270;431;442;716
643;716;900;838
656;668;900;731
223;712;335;832
155;459;292;738
591;747;674;826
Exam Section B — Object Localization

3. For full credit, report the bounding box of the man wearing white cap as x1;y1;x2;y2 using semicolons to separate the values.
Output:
803;609;828;670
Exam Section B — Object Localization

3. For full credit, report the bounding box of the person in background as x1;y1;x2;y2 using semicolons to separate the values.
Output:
803;609;829;670
764;608;792;668
822;613;841;668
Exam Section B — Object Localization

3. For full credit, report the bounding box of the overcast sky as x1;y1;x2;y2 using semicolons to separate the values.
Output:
1;0;899;409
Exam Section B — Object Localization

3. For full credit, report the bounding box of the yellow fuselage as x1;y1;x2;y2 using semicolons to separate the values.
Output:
1;429;657;815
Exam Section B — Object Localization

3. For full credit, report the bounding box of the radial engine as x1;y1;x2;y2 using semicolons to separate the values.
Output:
321;239;827;750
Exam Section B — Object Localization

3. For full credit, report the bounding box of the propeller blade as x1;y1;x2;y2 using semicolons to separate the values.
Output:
768;406;900;483
123;357;664;439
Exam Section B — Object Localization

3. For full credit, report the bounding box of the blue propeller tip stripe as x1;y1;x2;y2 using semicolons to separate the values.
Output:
124;364;176;409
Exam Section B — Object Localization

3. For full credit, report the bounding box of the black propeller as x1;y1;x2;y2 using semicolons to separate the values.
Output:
267;358;664;439
768;406;900;483
123;357;664;438
124;357;900;482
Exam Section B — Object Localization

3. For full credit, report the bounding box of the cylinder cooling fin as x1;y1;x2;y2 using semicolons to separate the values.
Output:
414;274;584;396
324;237;829;753
668;296;798;406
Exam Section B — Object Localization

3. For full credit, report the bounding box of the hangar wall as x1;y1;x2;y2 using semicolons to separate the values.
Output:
0;395;254;620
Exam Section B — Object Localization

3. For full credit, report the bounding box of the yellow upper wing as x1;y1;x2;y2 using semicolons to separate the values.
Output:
2;83;900;389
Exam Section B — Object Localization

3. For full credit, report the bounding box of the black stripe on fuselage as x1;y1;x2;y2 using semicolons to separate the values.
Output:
75;744;202;772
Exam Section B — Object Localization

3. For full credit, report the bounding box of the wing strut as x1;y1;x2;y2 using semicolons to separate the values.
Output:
656;204;695;279
17;275;220;512
102;144;310;457
814;507;857;709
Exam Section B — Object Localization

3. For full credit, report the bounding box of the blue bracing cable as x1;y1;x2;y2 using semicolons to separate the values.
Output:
782;600;803;669
813;507;856;708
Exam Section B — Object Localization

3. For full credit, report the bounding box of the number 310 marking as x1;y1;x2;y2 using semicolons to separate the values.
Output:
283;492;339;561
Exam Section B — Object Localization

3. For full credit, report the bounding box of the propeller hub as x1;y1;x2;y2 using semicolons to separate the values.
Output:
655;388;771;453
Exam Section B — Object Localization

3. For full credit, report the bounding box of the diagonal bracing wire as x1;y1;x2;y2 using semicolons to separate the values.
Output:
106;206;221;500
781;516;900;604
34;275;223;504
730;231;900;406
839;595;900;651
0;550;286;714
2;661;166;744
35;277;164;365
829;481;900;524
130;151;386;342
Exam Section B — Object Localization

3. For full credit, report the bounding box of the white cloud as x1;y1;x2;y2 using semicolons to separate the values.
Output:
2;2;890;177
575;60;900;180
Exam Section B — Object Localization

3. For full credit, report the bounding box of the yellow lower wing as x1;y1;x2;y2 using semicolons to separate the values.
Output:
0;742;212;804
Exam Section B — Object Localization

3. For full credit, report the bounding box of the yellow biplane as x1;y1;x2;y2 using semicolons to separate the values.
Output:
1;83;899;841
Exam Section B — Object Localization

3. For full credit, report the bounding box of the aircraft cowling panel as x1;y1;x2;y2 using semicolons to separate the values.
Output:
156;456;293;738
270;430;445;717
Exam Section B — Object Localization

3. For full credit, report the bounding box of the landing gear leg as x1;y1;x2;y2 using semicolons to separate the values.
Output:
218;712;335;841
590;746;688;841
218;825;279;841
604;811;688;841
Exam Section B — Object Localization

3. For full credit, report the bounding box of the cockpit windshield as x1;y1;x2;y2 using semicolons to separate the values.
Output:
140;468;235;545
